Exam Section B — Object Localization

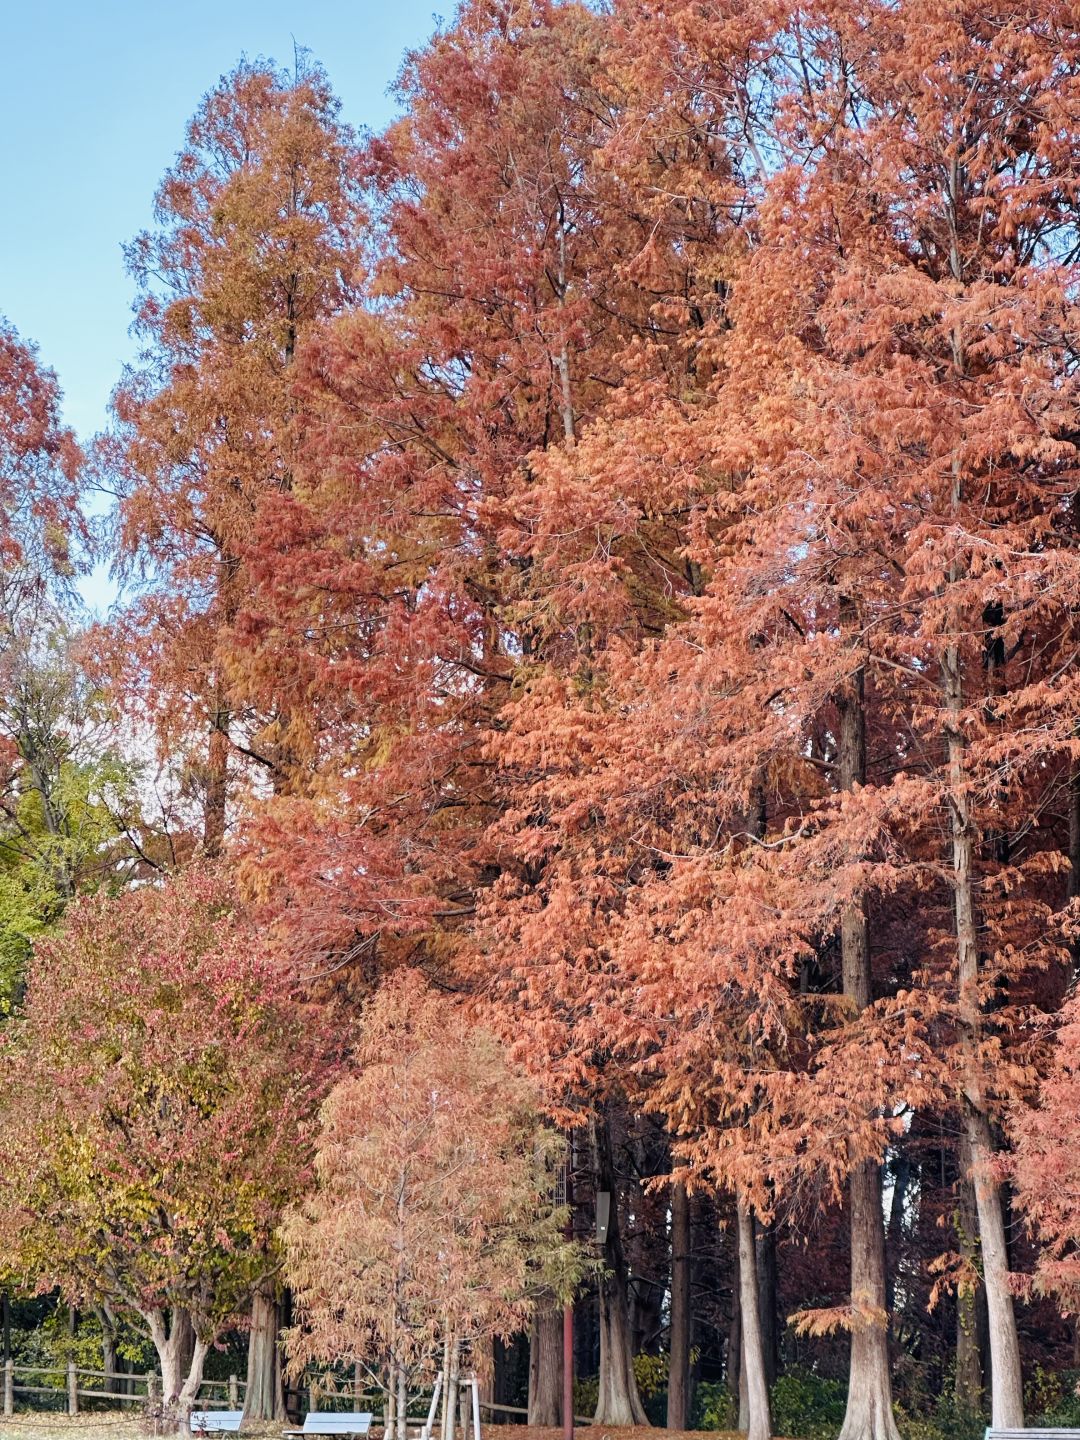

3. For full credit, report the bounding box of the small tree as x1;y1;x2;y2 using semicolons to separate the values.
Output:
281;972;581;1440
0;867;332;1429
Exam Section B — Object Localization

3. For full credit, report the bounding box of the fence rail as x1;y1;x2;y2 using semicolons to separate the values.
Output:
1;1361;248;1418
1;1361;591;1427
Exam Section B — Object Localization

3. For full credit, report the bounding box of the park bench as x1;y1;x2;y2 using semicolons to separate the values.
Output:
190;1412;244;1434
986;1430;1080;1439
284;1412;373;1438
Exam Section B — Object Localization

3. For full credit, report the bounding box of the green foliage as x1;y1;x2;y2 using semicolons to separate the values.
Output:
1028;1366;1080;1426
633;1350;669;1400
768;1368;847;1440
572;1375;598;1418
691;1380;737;1431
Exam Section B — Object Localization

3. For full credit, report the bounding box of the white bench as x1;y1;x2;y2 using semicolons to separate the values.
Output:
986;1430;1080;1439
190;1413;244;1434
285;1413;373;1438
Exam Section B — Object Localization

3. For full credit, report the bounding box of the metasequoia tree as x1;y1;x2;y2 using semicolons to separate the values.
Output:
483;1;1080;1435
109;57;364;858
0;868;331;1430
241;0;660;964
242;11;718;1414
282;971;580;1440
745;4;1080;1429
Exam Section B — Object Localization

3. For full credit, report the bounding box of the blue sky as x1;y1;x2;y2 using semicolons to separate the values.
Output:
2;0;444;611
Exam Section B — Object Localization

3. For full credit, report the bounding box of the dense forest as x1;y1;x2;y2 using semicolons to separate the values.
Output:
2;3;1080;1440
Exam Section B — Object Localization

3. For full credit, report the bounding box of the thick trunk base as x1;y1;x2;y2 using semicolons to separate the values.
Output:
528;1309;564;1427
243;1282;286;1424
838;1161;899;1440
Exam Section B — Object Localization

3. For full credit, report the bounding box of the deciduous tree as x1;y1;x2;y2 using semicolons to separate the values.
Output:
282;971;581;1440
0;868;332;1429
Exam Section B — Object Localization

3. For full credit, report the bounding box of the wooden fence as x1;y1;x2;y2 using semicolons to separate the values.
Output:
0;1362;591;1425
0;1363;246;1418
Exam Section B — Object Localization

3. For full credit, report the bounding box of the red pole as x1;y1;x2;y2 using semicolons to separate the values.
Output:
563;1135;574;1440
563;1301;574;1440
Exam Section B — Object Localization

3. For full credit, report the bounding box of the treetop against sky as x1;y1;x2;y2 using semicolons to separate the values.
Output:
3;0;440;612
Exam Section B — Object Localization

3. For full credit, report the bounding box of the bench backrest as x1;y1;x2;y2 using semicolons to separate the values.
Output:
986;1430;1080;1439
189;1412;244;1433
303;1413;373;1435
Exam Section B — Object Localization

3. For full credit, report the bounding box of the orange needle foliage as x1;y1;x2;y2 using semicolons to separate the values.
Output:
281;972;582;1440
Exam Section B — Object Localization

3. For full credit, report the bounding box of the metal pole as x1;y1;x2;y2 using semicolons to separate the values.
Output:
562;1132;574;1440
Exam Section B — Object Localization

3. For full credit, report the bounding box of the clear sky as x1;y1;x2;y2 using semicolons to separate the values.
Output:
2;0;444;611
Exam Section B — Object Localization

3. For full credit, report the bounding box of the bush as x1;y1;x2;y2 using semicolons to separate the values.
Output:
572;1375;598;1418
691;1380;736;1431
1030;1366;1080;1427
769;1368;847;1440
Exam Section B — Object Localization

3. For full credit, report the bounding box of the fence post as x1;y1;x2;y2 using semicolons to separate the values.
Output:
3;1358;13;1416
228;1374;239;1409
148;1371;161;1411
67;1360;78;1416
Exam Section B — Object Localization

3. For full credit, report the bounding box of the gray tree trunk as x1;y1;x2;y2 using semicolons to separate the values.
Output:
242;1281;286;1423
836;596;901;1440
943;633;1024;1431
145;1308;205;1432
736;1200;771;1440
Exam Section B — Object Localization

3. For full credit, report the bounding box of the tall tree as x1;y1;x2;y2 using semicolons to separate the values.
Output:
109;56;365;857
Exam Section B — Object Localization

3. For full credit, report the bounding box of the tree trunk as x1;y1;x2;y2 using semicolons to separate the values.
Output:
955;1137;985;1414
728;1227;744;1428
838;1161;898;1440
243;1280;286;1423
667;1182;692;1430
146;1308;204;1432
387;1363;398;1440
96;1307;117;1391
397;1359;409;1440
736;1199;771;1440
440;1326;454;1440
836;596;901;1440
203;692;229;858
445;1335;461;1440
528;1308;563;1426
178;1339;211;1427
755;1217;779;1389
943;638;1024;1431
591;1111;649;1426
